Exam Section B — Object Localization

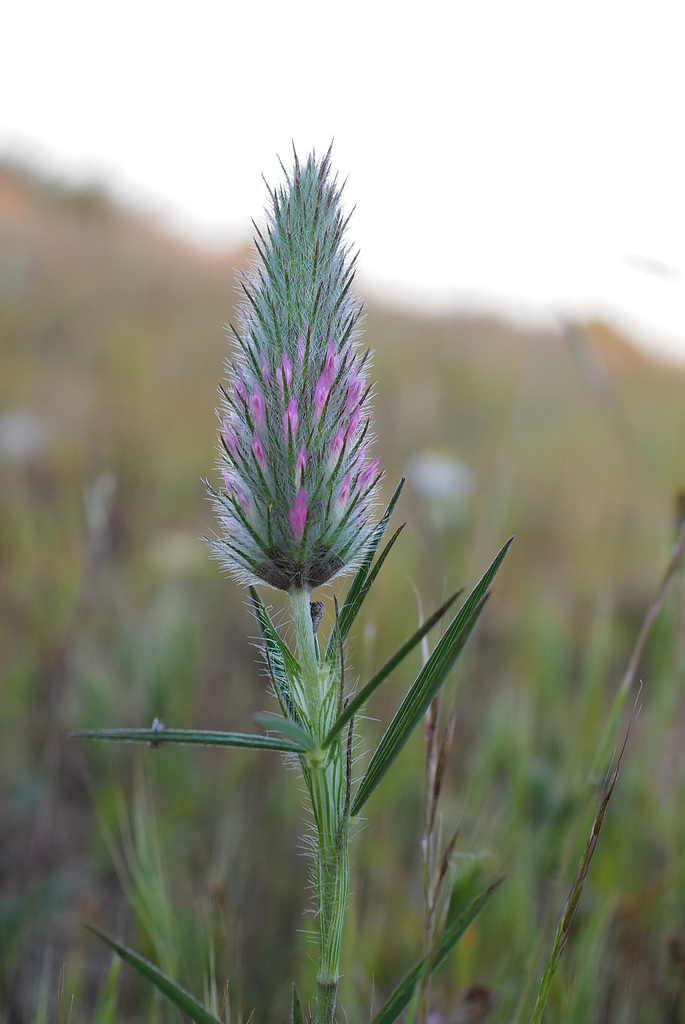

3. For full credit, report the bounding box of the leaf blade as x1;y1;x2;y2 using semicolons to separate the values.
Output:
370;879;504;1024
324;478;405;665
291;983;306;1024
323;588;463;747
250;586;304;726
254;713;318;753
86;924;222;1024
352;537;513;815
74;728;306;753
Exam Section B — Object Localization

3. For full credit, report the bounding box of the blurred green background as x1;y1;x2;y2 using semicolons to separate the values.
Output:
1;160;684;1024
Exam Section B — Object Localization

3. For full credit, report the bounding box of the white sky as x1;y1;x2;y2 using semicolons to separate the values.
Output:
3;0;685;362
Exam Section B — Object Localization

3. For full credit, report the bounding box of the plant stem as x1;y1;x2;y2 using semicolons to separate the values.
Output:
291;588;351;1024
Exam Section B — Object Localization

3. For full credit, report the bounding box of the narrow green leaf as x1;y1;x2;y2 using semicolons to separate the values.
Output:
250;586;300;678
352;538;513;815
291;983;306;1024
85;924;222;1024
325;478;405;665
351;594;486;815
370;879;504;1024
250;585;304;725
331;521;405;658
254;713;318;753
323;588;464;747
339;521;406;642
74;728;305;753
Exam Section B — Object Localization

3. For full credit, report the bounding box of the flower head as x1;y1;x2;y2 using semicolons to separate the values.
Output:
208;147;383;592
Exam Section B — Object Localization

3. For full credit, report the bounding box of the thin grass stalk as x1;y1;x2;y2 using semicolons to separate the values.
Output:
418;694;440;1024
410;587;460;1024
593;514;685;777
528;715;635;1024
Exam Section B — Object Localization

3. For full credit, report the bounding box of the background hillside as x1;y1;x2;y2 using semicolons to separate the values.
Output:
1;160;684;1023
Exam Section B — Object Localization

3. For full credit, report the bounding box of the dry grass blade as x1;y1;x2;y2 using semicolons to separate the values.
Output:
528;513;685;1024
529;710;636;1024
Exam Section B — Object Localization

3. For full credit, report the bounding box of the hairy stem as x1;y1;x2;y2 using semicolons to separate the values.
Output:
291;587;350;1024
313;774;349;1024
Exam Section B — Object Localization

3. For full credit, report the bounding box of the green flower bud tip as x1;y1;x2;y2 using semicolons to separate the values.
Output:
207;146;384;592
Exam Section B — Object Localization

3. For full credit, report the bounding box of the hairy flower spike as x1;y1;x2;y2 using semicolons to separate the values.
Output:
208;146;383;591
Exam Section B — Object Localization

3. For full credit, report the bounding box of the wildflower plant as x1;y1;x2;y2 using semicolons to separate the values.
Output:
79;147;513;1024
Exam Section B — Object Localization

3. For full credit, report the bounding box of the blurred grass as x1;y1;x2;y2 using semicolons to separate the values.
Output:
1;158;684;1023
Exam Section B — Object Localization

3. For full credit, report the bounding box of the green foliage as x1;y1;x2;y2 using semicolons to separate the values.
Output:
70;151;513;1024
292;984;306;1024
352;537;513;815
370;879;504;1024
251;584;306;726
3;159;685;1023
85;926;223;1024
324;586;463;746
75;727;307;753
324;476;407;662
253;712;319;753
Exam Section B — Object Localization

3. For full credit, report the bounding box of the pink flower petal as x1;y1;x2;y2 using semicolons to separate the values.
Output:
222;424;240;458
250;385;266;429
346;405;361;440
324;337;339;385
315;373;330;420
330;426;346;463
279;353;293;396
288;487;308;542
234;481;251;514
251;432;267;472
358;457;381;491
234;371;248;404
336;471;351;515
283;397;299;441
345;371;364;412
295;444;307;488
